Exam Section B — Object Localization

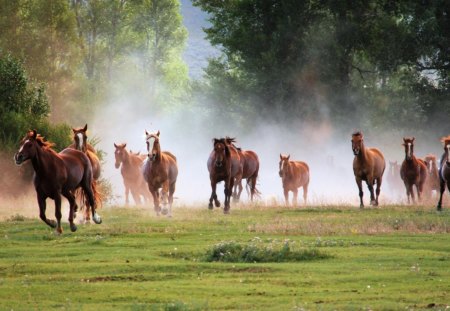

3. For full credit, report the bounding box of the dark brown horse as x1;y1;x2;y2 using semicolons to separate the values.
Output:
114;143;150;205
207;137;242;213
226;140;260;202
351;131;386;207
142;130;178;216
279;154;309;206
14;130;102;234
400;137;427;204
437;136;450;211
423;154;440;199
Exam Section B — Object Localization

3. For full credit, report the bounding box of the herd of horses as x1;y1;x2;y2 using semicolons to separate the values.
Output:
12;126;450;234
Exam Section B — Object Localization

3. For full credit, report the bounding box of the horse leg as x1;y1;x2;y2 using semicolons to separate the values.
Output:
355;177;364;208
233;175;242;202
130;188;142;205
237;179;244;202
437;180;445;210
249;176;257;202
375;177;382;206
168;181;176;217
149;187;160;215
284;188;289;206
409;184;416;204
124;184;130;205
366;178;376;206
62;190;77;232
303;183;308;205
224;178;234;214
83;182;102;224
37;193;56;229
54;194;63;234
292;188;298;207
209;181;220;209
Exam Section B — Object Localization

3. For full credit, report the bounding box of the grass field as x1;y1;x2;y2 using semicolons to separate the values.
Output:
0;204;449;310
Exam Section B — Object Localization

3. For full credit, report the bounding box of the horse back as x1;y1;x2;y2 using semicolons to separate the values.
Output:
291;161;309;186
367;147;386;177
241;150;259;178
59;148;91;189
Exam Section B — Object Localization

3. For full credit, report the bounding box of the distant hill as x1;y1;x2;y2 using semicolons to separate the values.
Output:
180;0;220;79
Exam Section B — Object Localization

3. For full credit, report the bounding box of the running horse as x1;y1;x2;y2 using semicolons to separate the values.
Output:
423;154;440;199
69;124;102;222
14;130;102;234
437;136;450;211
142;130;178;216
226;139;260;202
400;137;427;204
279;154;309;206
351;131;386;207
114;143;150;205
207;137;242;213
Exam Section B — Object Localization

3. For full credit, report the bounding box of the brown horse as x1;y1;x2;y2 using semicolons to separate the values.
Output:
227;140;260;202
14;130;102;234
69;124;101;222
114;143;150;205
423;154;440;199
400;137;427;204
437;136;450;211
351;131;386;207
142;130;178;216
278;154;309;206
207;137;242;213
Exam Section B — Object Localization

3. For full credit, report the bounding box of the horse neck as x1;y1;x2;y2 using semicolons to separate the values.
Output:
31;145;53;175
121;149;131;165
283;162;294;180
356;143;369;162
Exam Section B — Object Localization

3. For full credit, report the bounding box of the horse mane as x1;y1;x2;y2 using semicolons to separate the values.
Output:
441;135;450;145
225;136;236;144
213;138;231;157
352;130;363;137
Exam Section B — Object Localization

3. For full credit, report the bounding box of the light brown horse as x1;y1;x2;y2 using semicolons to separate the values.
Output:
226;139;260;202
351;131;386;207
207;137;242;213
279;154;309;206
437;136;450;211
142;130;178;216
114;143;150;205
69;124;101;222
14;130;102;234
400;137;427;204
423;154;440;199
386;160;403;198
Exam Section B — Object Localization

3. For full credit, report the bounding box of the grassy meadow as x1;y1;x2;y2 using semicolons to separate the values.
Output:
0;204;449;310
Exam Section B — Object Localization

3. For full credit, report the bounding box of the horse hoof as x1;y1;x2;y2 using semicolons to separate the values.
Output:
48;220;57;228
93;213;102;224
55;228;63;235
215;202;221;208
359;204;364;209
161;207;168;215
208;203;213;210
223;209;230;214
70;224;77;232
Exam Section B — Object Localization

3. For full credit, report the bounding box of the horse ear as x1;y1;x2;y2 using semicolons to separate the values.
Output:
287;154;290;160
157;130;160;137
123;143;127;148
72;128;76;133
114;143;118;148
280;154;283;160
32;129;37;139
412;137;415;142
83;124;88;131
145;130;149;136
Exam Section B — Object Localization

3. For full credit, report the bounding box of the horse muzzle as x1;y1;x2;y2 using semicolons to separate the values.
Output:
149;154;156;161
353;148;360;156
114;162;120;169
14;153;24;166
279;171;283;178
215;161;223;168
446;161;450;167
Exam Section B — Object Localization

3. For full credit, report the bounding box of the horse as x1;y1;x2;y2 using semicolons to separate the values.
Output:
114;143;150;205
207;137;242;213
351;131;386;207
423;154;440;199
400;137;427;204
278;154;309;206
142;130;178;216
226;139;260;202
386;160;403;199
14;130;102;234
436;136;450;211
69;124;101;222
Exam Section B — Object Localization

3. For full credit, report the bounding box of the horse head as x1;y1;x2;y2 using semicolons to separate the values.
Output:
279;154;290;178
351;131;364;156
213;138;230;168
145;130;161;162
114;142;127;169
402;137;415;160
441;136;450;167
72;124;88;153
15;130;38;165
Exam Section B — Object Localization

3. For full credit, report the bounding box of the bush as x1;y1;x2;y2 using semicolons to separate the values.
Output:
204;239;329;263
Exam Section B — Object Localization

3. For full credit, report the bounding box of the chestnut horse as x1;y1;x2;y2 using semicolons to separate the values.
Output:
226;140;260;202
423;154;440;199
437;136;450;211
114;143;150;205
207;137;242;213
400;137;427;204
278;154;309;206
351;131;386;207
142;130;178;216
14;130;102;234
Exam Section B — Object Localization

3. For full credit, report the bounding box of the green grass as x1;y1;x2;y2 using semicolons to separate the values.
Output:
0;205;449;310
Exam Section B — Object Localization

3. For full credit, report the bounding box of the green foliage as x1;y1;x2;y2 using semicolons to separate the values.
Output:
204;239;329;263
